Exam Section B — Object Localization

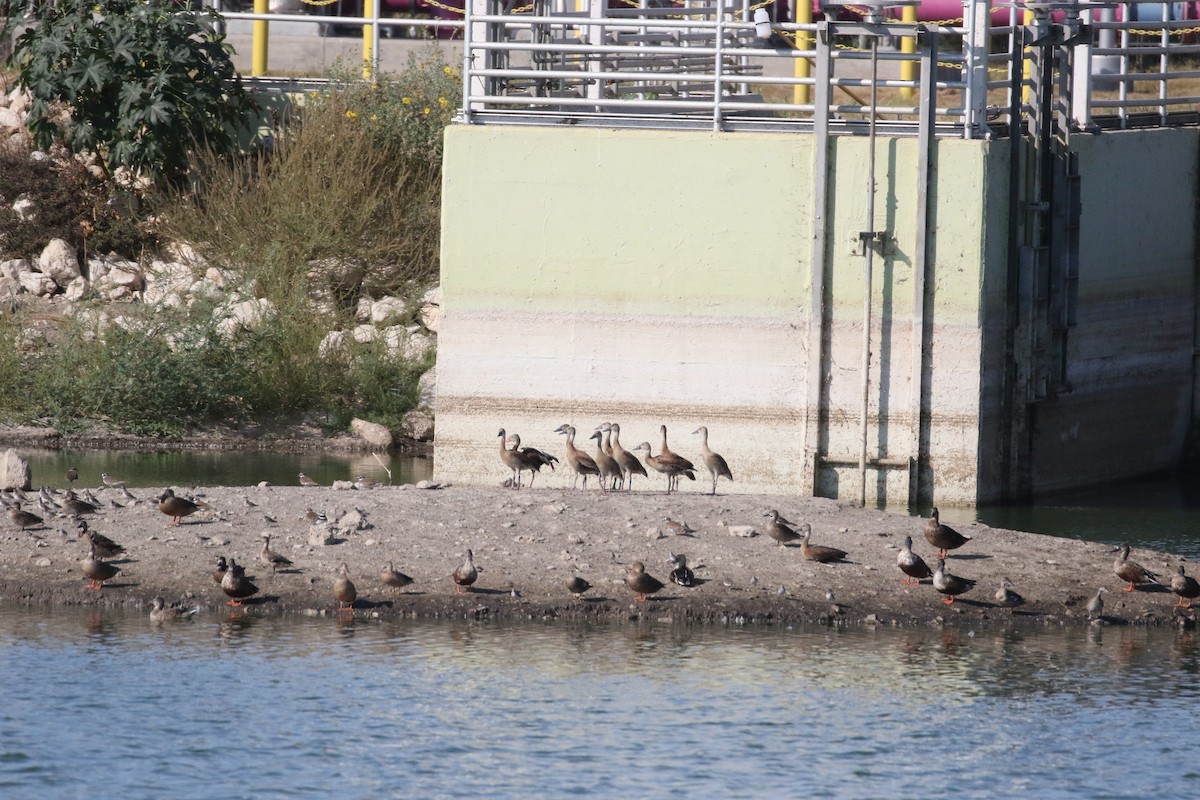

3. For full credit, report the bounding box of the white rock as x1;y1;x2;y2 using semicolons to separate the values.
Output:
331;480;356;491
106;264;144;291
727;525;759;538
418;284;442;333
350;417;393;449
417;368;436;410
0;258;28;280
215;298;274;338
370;296;407;325
100;285;134;302
162;241;207;268
0;448;32;490
319;330;350;359
0;107;21;131
12;194;35;221
18;270;57;296
355;296;374;322
204;266;226;288
37;238;80;288
0;276;21;299
63;276;90;302
351;324;378;344
401;409;434;441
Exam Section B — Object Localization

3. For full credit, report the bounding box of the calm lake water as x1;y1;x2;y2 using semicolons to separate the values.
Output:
1;605;1198;799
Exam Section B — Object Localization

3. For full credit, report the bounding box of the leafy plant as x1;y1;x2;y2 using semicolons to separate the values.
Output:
5;0;258;187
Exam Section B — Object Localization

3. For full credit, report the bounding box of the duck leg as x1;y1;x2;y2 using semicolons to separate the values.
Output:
943;596;956;605
1175;597;1192;608
1123;583;1136;592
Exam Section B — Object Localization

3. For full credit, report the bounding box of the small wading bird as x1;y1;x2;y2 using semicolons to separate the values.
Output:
896;535;932;586
693;426;733;495
453;549;478;594
625;561;665;602
298;472;320;487
1110;544;1160;592
923;507;972;560
932;559;975;604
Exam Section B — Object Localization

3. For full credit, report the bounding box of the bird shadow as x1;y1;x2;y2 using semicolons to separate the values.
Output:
274;567;304;575
949;553;993;561
1133;584;1171;594
348;599;394;610
101;581;138;590
464;587;509;596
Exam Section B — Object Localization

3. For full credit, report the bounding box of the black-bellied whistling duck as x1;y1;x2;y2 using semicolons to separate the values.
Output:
932;559;975;604
334;563;357;610
1110;544;1160;592
994;577;1024;608
762;509;801;546
693;426;733;495
896;535;931;586
1171;565;1200;608
922;507;971;559
498;428;525;488
588;430;621;493
453;549;478;593
506;433;558;489
607;423;647;491
624;561;664;601
632;440;695;494
554;424;600;490
799;523;848;563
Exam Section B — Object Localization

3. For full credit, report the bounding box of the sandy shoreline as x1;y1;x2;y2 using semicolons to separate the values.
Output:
1;483;1193;628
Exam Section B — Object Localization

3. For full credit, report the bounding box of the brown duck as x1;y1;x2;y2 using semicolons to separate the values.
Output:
85;528;125;559
588;431;622;492
453;549;478;594
632;439;696;495
1171;565;1200;608
923;508;972;559
994;577;1025;608
1110;544;1160;592
380;561;414;593
799;524;848;563
897;535;932;585
693;426;733;495
334;563;357;610
7;505;44;531
932;559;975;604
554;424;600;490
567;575;592;597
762;510;802;546
212;556;229;585
625;561;665;602
82;541;120;590
505;433;558;489
221;558;259;606
259;534;293;574
158;489;201;525
606;423;647;491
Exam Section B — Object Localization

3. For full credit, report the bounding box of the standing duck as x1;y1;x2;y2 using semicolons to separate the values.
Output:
380;561;414;593
932;559;975;604
506;433;558;489
334;563;357;610
498;428;526;488
606;423;647;491
453;549;478;594
259;534;293;574
82;541;120;590
632;440;696;494
693;426;733;495
1087;586;1108;620
8;505;44;531
624;561;665;602
1110;544;1160;592
221;558;259;607
567;575;592;598
762;510;802;546
668;553;696;587
212;556;229;585
158;489;201;526
587;431;621;492
554;425;600;490
897;535;932;586
923;508;972;559
85;528;125;559
1170;565;1200;608
994;577;1025;608
799;524;848;563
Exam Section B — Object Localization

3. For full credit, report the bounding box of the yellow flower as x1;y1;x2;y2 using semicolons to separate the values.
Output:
346;110;357;119
423;107;431;115
402;97;412;104
370;114;378;121
443;66;456;76
438;97;449;108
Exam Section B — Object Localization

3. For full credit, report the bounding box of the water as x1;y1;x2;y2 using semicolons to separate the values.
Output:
19;447;433;490
1;605;1198;799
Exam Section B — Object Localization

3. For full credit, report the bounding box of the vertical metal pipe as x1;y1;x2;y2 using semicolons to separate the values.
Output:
858;33;879;508
251;0;269;77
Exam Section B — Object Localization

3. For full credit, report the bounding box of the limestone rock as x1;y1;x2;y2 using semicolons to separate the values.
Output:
37;239;80;288
215;298;274;338
351;324;378;344
0;258;28;280
370;296;407;325
418;284;442;333
308;525;337;546
18;270;56;296
355;296;374;322
350;417;393;449
63;276;90;302
401;409;434;442
0;107;22;133
12;194;34;221
727;525;759;538
0;449;32;491
417;368;436;410
319;330;350;359
0;276;20;300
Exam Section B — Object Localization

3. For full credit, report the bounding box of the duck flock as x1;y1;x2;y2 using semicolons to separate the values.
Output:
1;433;1196;622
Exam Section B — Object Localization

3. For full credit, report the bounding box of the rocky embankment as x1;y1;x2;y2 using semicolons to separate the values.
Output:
1;481;1194;628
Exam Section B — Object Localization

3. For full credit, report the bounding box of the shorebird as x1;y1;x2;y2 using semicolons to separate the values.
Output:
662;517;697;537
298;472;320;487
66;466;78;485
100;472;127;488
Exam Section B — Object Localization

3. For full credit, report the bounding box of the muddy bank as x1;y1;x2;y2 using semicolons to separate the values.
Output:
1;484;1194;628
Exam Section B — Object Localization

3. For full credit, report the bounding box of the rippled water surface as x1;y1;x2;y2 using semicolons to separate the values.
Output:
2;605;1199;799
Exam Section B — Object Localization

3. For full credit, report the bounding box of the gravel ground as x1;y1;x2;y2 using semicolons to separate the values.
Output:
1;482;1193;628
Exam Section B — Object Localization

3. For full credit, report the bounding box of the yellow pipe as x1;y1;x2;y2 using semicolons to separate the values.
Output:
900;5;917;100
363;23;374;79
794;0;812;106
1022;8;1033;104
251;0;269;77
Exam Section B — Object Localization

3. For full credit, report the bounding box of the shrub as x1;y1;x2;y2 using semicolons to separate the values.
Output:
5;0;258;188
